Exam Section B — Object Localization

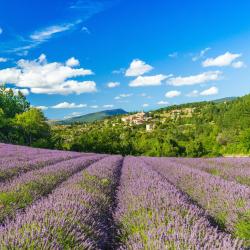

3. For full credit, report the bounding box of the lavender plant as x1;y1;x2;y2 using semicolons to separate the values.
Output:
0;154;103;223
172;157;250;187
145;157;250;246
0;156;122;249
114;157;242;249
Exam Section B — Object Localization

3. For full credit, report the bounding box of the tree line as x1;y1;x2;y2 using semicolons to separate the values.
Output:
52;95;250;157
0;87;52;148
1;85;250;157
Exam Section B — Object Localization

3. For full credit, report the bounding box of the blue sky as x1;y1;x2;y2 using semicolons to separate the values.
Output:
0;0;250;119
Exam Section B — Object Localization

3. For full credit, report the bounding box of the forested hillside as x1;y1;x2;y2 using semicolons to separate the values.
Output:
52;94;250;157
1;84;250;157
56;108;127;124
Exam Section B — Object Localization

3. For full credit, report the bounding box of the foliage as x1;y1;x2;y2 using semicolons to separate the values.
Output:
0;86;51;147
52;94;250;157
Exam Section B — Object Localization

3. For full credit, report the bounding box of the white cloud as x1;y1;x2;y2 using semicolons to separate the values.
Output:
103;104;114;108
107;81;120;88
192;48;211;62
52;102;87;109
35;106;48;111
142;103;149;108
168;52;178;58
129;74;169;87
157;101;169;105
38;54;47;63
0;58;7;63
90;105;99;109
232;61;246;69
0;54;96;95
81;26;90;34
168;71;221;86
0;27;3;35
139;93;152;98
115;93;133;100
112;68;125;74
202;52;241;67
64;112;82;119
15;88;29;96
30;23;75;41
165;90;181;98
6;88;29;96
186;90;199;97
30;81;96;95
200;86;218;96
66;57;80;67
125;59;153;77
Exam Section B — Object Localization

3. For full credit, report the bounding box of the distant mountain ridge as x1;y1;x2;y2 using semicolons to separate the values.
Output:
56;109;127;125
211;97;237;103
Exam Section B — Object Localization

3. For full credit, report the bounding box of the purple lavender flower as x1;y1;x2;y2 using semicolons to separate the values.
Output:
0;156;122;249
114;157;242;249
144;156;250;246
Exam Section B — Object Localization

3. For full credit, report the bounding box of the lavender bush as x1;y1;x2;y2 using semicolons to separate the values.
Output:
0;154;103;222
114;157;242;249
172;157;250;187
145;157;250;246
0;156;122;249
0;143;248;249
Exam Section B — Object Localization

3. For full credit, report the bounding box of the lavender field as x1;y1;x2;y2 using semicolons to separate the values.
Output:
0;143;249;249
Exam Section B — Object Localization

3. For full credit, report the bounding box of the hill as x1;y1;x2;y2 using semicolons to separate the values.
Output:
56;109;128;124
52;93;250;157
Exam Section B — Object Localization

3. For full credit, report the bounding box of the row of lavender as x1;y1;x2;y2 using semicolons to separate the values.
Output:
0;144;247;248
0;156;244;249
0;143;91;182
0;156;122;249
0;154;105;223
144;157;250;247
114;157;242;249
172;157;250;187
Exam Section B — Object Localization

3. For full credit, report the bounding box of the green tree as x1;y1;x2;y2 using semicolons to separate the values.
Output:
14;108;51;146
0;87;30;118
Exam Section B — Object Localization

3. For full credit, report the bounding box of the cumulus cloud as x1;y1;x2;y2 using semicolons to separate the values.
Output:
6;88;29;96
129;74;170;87
115;93;133;100
157;101;169;105
52;102;87;109
66;57;80;67
0;58;7;63
142;103;149;107
0;54;96;95
192;48;211;62
90;105;99;109
112;68;125;74
186;90;199;97
232;61;246;69
202;52;242;67
139;93;152;99
64;112;83;119
200;86;218;96
125;59;153;77
165;90;181;98
103;104;114;108
35;106;48;111
107;81;120;88
168;71;221;86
